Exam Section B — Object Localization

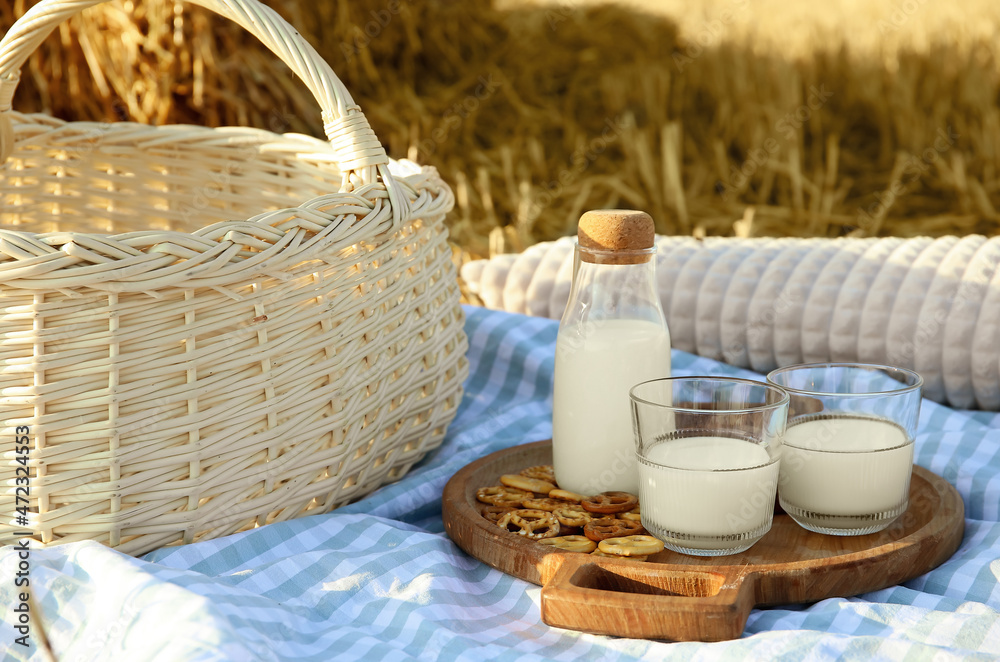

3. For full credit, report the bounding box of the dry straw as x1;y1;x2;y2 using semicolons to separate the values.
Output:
3;0;998;264
0;0;467;555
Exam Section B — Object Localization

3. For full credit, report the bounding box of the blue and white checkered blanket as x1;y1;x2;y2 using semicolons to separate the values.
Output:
3;305;1000;661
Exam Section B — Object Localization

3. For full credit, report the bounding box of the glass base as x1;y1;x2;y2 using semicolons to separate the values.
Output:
644;520;771;557
780;498;908;536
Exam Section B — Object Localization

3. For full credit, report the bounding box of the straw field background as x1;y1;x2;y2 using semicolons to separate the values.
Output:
2;0;999;261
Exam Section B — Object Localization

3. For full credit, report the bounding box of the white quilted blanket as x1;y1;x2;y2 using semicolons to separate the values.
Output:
461;236;1000;410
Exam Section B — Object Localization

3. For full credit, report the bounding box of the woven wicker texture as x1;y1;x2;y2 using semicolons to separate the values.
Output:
461;235;1000;410
0;0;468;556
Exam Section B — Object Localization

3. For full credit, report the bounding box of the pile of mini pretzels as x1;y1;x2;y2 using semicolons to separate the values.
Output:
476;465;664;560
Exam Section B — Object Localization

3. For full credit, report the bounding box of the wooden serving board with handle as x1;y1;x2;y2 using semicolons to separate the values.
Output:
442;440;964;642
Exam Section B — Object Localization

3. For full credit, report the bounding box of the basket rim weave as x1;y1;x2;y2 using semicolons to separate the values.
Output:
2;111;453;296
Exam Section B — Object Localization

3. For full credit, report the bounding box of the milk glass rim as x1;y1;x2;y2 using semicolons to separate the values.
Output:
766;362;923;397
628;376;790;415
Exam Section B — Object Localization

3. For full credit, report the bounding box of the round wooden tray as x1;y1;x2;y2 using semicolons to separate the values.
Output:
442;440;965;642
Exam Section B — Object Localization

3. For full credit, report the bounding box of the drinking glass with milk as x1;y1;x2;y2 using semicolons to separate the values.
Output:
767;363;923;536
552;209;671;496
629;377;789;556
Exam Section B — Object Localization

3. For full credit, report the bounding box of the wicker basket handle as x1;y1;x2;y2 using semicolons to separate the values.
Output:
0;0;406;214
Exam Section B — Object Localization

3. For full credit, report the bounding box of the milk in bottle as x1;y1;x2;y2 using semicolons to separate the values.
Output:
552;210;671;495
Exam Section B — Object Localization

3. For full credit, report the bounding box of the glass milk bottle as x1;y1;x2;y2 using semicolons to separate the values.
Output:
552;209;671;495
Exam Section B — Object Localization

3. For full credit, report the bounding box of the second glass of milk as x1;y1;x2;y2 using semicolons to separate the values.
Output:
767;363;923;536
629;377;789;556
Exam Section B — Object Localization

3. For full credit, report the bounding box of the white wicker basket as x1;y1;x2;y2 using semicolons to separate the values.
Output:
0;0;468;555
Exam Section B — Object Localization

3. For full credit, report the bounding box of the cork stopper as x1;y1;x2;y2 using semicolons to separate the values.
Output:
577;209;655;264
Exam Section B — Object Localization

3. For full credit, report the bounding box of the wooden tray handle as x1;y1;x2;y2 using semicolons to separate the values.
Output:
540;553;758;641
